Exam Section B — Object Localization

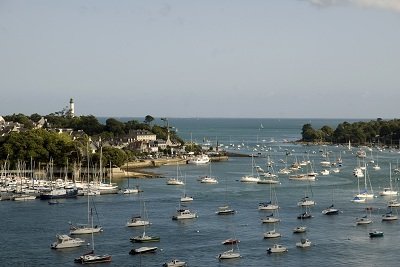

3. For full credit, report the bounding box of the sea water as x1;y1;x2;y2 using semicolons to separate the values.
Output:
1;118;399;267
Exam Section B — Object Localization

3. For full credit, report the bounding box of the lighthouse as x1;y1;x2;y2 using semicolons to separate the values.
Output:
69;98;75;117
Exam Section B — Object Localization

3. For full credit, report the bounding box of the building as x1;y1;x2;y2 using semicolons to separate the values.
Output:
130;130;157;142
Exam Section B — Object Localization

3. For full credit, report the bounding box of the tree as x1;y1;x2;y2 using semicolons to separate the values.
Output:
144;115;154;125
105;118;125;137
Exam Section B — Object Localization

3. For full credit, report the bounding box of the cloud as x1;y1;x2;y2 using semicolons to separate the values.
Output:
304;0;400;13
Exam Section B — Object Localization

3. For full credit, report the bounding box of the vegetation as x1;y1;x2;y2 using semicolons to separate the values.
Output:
301;118;400;147
0;113;183;169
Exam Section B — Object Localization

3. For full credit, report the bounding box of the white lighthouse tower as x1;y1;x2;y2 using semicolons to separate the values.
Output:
69;98;75;117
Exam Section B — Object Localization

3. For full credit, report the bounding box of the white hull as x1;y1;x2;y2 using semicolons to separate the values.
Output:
51;234;85;249
218;249;241;259
200;177;218;184
263;230;281;239
163;259;187;267
180;196;193;202
296;239;311;248
167;179;184;185
267;244;287;253
172;209;197;220
258;203;279;210
126;219;150;227
70;226;103;235
240;176;260;183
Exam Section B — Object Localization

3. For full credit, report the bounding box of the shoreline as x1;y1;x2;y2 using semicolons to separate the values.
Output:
118;155;229;179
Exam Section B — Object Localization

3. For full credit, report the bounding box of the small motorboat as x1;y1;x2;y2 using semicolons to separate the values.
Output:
293;226;307;233
222;238;240;245
51;234;85;249
267;244;288;253
129;246;158;255
369;230;384;238
172;209;198;220
296;238;312;248
74;252;112;264
163;259;187;267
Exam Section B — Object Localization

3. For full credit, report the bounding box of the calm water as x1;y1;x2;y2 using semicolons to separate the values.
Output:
1;118;399;267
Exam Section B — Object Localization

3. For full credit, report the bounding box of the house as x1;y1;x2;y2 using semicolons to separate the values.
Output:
129;130;157;142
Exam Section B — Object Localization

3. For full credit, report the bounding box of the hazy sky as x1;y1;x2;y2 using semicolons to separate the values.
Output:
1;0;400;119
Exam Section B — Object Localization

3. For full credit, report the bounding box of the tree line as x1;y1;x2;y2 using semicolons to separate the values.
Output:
301;118;400;147
0;114;183;169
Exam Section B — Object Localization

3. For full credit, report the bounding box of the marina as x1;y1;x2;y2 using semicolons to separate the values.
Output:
2;118;400;266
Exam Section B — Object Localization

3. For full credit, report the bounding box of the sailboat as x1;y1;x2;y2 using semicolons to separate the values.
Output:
70;194;103;235
356;213;373;225
379;163;398;196
218;220;241;260
216;176;235;215
122;162;140;194
258;183;279;210
130;218;160;243
180;174;193;202
126;200;151;227
322;189;339;215
199;162;219;184
167;163;185;185
74;208;111;264
297;205;313;219
355;165;374;199
240;155;260;183
382;207;398;221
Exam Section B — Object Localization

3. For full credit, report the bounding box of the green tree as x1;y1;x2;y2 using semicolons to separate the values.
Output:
144;115;154;125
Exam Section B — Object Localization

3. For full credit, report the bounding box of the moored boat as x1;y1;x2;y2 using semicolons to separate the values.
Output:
172;208;197;220
369;230;384;238
222;238;240;245
163;259;187;267
267;244;288;253
129;246;158;255
293;226;307;233
216;205;236;215
296;238;312;248
51;234;85;249
218;248;241;260
322;204;339;215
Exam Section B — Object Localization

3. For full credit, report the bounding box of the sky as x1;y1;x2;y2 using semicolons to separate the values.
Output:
1;0;400;119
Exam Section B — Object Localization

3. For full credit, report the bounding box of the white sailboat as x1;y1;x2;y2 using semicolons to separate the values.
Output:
379;163;398;196
240;155;260;183
258;183;279;211
355;165;374;199
180;174;193;202
167;163;185;185
126;200;151;227
218;221;241;260
74;208;111;264
199;162;219;184
216;177;236;215
70;182;103;234
122;162;141;194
